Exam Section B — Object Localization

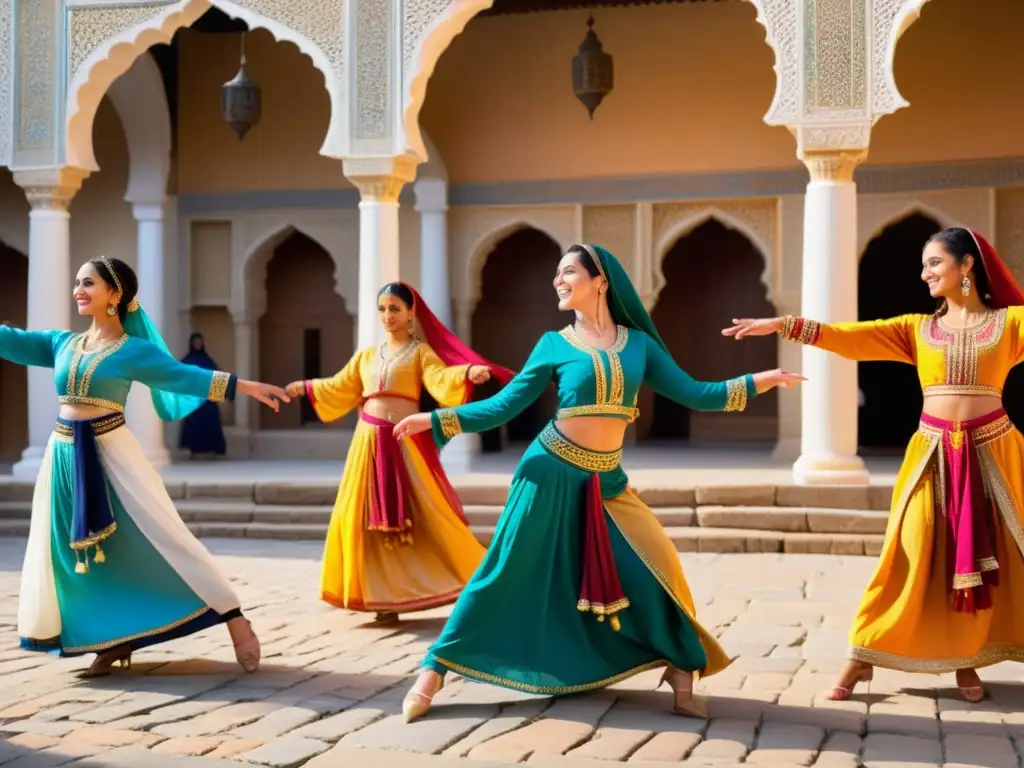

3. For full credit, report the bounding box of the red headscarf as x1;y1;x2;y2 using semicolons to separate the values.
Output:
969;230;1024;309
397;283;516;401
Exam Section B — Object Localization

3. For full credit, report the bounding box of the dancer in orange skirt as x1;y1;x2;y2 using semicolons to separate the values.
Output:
725;228;1024;703
285;283;513;622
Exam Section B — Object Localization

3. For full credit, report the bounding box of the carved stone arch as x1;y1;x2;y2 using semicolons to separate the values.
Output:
65;0;345;171
652;204;777;307
872;0;934;118
106;51;171;205
237;220;356;321
418;131;447;181
465;219;572;315
858;200;959;257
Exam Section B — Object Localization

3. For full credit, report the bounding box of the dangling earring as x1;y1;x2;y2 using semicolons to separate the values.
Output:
961;275;971;297
107;304;118;317
407;317;415;337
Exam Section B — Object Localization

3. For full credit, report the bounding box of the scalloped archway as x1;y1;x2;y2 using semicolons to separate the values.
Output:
65;0;343;171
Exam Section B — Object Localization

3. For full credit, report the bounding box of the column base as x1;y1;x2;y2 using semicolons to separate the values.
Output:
441;433;481;475
12;447;46;481
792;453;869;486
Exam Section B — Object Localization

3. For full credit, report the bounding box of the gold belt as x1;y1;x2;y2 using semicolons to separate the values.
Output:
54;413;126;440
539;422;621;473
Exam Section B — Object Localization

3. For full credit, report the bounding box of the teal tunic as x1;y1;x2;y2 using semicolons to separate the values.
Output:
423;325;755;693
1;325;238;656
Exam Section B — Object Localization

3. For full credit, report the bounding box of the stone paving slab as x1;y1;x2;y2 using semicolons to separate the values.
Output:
1;537;1024;766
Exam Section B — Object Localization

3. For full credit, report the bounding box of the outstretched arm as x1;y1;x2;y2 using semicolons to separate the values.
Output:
291;351;366;423
419;344;473;407
0;326;71;369
644;336;758;412
429;334;554;448
723;315;918;364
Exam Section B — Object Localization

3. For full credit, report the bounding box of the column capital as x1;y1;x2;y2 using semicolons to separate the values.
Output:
800;150;867;183
343;155;419;203
414;177;448;213
13;167;90;211
132;202;166;222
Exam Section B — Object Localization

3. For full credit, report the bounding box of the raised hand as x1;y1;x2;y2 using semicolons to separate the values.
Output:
237;380;291;412
284;380;306;399
751;369;807;394
393;412;432;440
722;317;784;340
468;366;492;385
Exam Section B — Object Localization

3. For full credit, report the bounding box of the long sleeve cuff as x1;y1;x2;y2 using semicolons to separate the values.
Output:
431;408;463;448
724;374;756;412
208;372;236;402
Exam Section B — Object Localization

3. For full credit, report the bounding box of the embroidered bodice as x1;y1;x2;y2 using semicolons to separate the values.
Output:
431;325;756;444
781;308;1024;398
306;340;471;422
0;327;233;411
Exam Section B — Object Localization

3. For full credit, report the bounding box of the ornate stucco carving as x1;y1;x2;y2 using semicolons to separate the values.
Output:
996;188;1024;281
857;190;992;258
355;0;389;139
68;3;174;80
0;0;12;166
651;199;779;305
15;0;59;167
871;0;929;117
749;0;800;127
805;0;866;112
581;205;635;274
450;206;577;313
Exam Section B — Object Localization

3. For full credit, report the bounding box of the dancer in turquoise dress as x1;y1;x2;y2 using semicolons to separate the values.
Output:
5;257;289;676
393;244;804;720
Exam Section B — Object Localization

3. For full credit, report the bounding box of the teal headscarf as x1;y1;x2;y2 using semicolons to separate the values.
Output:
577;244;669;354
99;256;207;422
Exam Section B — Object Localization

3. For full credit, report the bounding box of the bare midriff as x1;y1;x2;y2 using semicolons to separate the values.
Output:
554;416;629;453
58;404;120;421
921;394;1004;424
363;395;421;425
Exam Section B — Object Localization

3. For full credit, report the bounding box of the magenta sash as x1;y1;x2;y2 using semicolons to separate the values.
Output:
920;409;1006;613
362;411;414;546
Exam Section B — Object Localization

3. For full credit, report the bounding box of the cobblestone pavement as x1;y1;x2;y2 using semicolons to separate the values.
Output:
1;538;1022;767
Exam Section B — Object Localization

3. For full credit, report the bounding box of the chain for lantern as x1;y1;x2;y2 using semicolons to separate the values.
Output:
572;15;614;120
222;30;262;140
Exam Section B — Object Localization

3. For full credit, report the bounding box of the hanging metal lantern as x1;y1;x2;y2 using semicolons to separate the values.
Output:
222;32;262;140
572;15;613;120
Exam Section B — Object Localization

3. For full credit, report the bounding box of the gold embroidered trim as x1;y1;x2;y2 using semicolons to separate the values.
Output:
979;556;999;572
849;643;1024;673
431;655;668;695
560;326;629;409
923;385;1002;398
779;316;821;345
577;597;631;615
724;376;748;412
53;414;126;438
918;415;1013;448
377;339;420;391
208;371;231;402
556;404;640;423
64;334;129;400
952;571;984;589
69;521;117;552
62;606;215;654
579;244;607;281
539;422;621;472
977;448;1024;561
437;408;462;439
57;396;125;413
920;309;1006;389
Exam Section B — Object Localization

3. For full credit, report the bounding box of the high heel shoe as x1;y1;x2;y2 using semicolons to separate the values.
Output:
402;675;444;723
826;663;873;701
233;619;261;673
374;611;399;624
956;669;985;702
660;666;706;718
81;644;132;678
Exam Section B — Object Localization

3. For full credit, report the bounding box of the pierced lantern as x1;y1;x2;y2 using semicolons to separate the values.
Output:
222;32;262;140
572;16;614;120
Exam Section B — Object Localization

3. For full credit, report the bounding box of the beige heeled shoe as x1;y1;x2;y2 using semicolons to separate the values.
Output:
81;644;132;678
660;666;706;718
826;662;873;701
233;619;261;673
402;675;444;723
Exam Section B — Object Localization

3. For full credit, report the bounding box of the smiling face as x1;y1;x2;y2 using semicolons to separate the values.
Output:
378;292;413;334
73;262;119;318
553;250;605;312
921;239;972;300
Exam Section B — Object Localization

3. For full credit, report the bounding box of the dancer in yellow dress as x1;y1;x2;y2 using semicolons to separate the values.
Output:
285;282;513;621
725;227;1024;703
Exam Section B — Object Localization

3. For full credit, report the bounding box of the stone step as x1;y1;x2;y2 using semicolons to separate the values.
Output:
0;478;898;509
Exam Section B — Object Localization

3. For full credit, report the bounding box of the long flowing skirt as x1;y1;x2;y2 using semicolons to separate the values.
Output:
849;408;1024;672
422;423;730;694
319;412;485;612
179;401;226;456
18;416;243;656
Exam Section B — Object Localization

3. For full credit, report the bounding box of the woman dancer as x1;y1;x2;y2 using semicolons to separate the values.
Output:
393;244;804;721
178;332;228;459
724;227;1024;703
285;282;513;622
6;257;288;676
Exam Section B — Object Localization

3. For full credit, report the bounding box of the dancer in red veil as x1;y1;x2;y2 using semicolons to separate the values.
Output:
285;282;513;622
725;228;1024;703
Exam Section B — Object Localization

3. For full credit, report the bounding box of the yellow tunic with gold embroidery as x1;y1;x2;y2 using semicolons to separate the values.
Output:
782;309;1024;671
306;340;485;612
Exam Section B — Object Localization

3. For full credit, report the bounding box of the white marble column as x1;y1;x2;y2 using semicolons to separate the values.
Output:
414;177;452;327
232;319;253;432
125;202;170;467
792;152;868;485
12;168;88;480
344;157;418;349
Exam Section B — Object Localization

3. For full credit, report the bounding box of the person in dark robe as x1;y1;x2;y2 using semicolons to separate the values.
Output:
179;332;227;458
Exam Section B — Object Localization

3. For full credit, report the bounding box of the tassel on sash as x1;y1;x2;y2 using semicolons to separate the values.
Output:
363;412;414;548
577;473;630;631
